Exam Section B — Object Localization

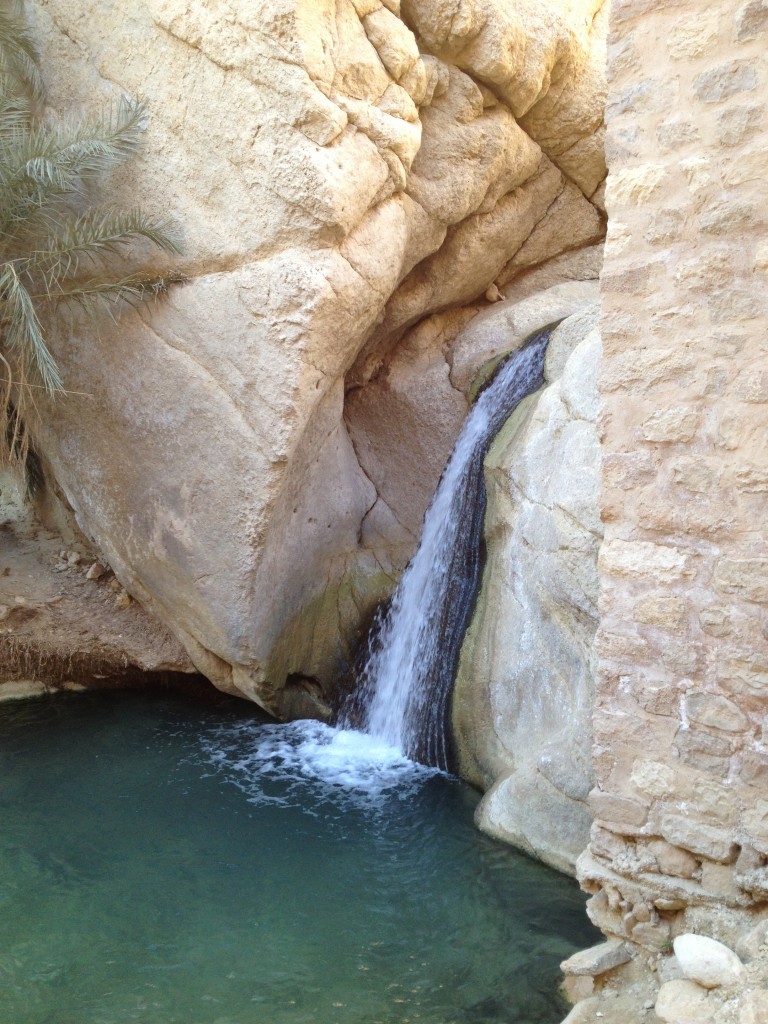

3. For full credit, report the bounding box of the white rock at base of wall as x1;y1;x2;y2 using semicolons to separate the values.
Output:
673;934;746;990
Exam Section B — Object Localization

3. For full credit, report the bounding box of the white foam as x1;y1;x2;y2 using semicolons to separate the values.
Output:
198;719;439;812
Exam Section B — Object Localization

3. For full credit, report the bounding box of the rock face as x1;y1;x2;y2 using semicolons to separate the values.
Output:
452;304;602;875
25;0;606;712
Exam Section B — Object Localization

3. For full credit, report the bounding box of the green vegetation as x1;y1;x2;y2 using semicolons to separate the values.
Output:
0;5;179;467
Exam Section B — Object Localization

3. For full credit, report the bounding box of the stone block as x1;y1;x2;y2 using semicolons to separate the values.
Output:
645;207;686;246
708;288;762;323
657;809;737;863
700;200;756;235
562;974;594;1002
717;654;768;697
715;559;768;603
647;839;700;879
657;119;700;150
693;61;759;104
596;631;649;662
716;413;744;451
743;800;768;851
735;919;768;962
734;370;768;403
685;693;749;733
698;606;733;638
631;760;677;799
677;730;733;759
590;789;649;828
655;979;714;1022
735;466;768;493
680;157;716;194
632;920;671;948
660;640;702;676
700;861;742;899
741;750;768;788
673;934;745;989
600;540;693;581
722;143;768;187
608;165;667;205
641;407;699;443
668;14;720;58
716;104;766;147
560;938;634;977
636;677;683;717
603;451;656;489
736;1;768;42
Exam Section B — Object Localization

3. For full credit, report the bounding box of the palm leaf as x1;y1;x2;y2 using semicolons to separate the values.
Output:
0;93;31;139
0;10;43;102
0;16;181;468
23;207;180;287
52;273;179;316
48;95;148;183
0;262;62;393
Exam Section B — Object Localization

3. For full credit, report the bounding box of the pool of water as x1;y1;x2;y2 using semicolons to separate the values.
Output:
0;690;598;1024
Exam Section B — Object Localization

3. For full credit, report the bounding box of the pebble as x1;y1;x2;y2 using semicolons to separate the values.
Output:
86;562;105;581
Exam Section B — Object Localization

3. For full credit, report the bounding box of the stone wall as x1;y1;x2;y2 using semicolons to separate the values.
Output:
582;0;768;949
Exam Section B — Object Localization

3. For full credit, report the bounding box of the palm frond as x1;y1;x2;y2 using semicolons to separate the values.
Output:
52;95;148;182
24;207;180;288
0;261;62;393
0;10;43;102
0;92;31;138
0;97;151;231
52;272;180;316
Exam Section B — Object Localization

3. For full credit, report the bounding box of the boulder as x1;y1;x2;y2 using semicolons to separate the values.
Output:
655;979;714;1023
673;934;746;990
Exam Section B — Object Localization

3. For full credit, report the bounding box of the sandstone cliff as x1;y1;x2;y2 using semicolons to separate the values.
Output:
16;0;607;713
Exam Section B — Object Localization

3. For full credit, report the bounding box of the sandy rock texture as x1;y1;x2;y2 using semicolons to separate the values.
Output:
452;302;602;875
23;0;606;711
0;472;198;698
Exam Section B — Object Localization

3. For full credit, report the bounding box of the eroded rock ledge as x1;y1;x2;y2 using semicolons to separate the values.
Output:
21;0;607;713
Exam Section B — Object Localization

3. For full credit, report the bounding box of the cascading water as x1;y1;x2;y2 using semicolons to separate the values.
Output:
341;326;554;770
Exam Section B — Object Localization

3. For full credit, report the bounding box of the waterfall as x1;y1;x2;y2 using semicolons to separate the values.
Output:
340;326;553;771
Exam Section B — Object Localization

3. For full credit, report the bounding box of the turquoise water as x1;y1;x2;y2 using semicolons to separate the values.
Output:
0;691;598;1024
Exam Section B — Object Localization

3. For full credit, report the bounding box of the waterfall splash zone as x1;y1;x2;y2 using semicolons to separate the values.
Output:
0;690;599;1024
342;327;553;770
